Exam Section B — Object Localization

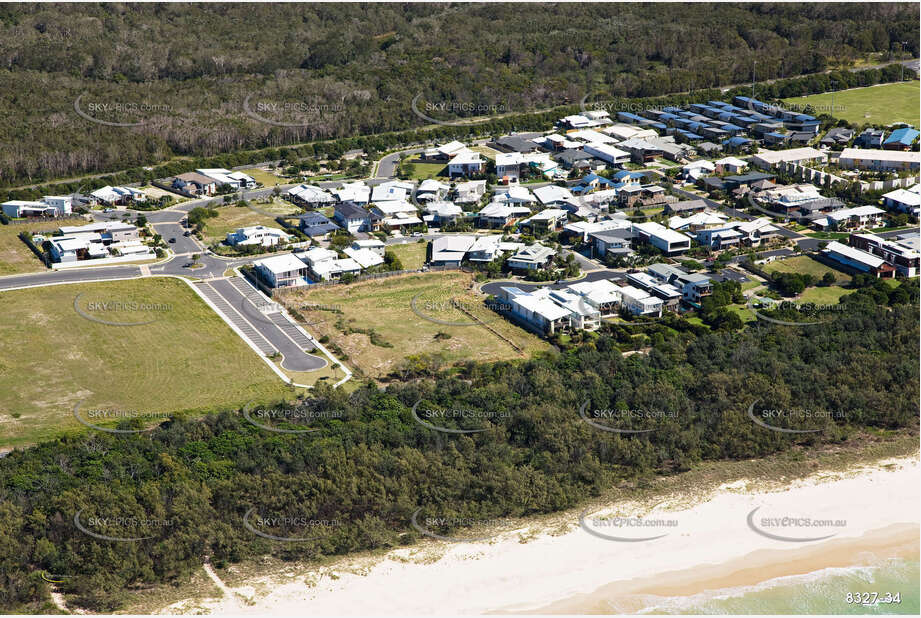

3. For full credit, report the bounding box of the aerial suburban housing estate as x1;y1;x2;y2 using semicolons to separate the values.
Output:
0;5;918;616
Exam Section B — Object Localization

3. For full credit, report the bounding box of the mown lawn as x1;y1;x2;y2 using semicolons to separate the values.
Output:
0;277;297;448
201;200;300;245
0;223;47;276
782;81;920;127
387;241;427;270
239;167;295;187
281;271;550;378
762;255;851;283
403;160;447;180
797;285;851;305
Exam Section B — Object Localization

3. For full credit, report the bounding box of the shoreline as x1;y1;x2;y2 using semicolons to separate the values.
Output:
153;454;920;616
521;523;919;614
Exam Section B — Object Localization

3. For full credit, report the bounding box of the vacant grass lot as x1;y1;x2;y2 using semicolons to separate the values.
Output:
797;285;851;305
240;167;295;187
0;277;297;448
0;223;46;276
281;271;550;378
387;241;427;269
782;81;921;127
762;255;851;284
201;200;300;245
404;160;447;180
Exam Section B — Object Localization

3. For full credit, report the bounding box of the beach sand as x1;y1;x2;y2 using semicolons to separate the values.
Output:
157;456;919;615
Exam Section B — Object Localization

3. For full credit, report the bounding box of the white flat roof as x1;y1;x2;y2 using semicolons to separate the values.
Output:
253;253;307;274
754;147;826;164
633;221;691;245
513;293;571;321
838;148;921;163
824;241;885;268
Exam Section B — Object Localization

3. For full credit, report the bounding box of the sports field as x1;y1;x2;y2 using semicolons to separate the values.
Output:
0;277;296;448
281;271;550;378
782;81;920;127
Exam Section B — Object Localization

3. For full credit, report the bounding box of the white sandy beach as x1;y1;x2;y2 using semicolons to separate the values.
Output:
158;456;920;615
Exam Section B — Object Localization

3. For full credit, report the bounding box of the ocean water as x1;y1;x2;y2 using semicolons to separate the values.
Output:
608;559;920;615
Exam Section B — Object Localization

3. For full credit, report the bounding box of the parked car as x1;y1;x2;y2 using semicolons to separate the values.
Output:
183;231;191;236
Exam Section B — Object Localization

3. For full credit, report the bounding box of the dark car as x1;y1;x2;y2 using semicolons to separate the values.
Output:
183;231;191;236
169;237;176;243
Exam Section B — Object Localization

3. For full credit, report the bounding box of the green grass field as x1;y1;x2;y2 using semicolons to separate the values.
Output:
281;271;550;378
201;200;300;245
387;241;427;270
797;285;850;305
782;81;920;127
762;255;851;284
403;160;447;180
805;232;851;240
0;224;47;276
240;167;295;187
0;277;297;448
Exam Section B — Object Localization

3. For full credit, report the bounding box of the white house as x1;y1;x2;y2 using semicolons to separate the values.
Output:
518;208;568;232
567;279;623;316
90;186;146;206
582;143;631;166
477;202;532;228
454;179;487;204
371;180;415;203
2;196;71;218
350;239;385;256
496;152;524;184
424;200;463;225
681;160;716;181
59;221;138;243
507;243;556;270
533;185;576;207
430;235;476;266
493;185;536;205
563;218;632;243
837;149;920;173
334;202;372;233
333;182;371;205
197;168;256;189
618;285;664;317
225;225;291;248
253;253;311;288
632;221;692;255
752;147;828;169
343;246;385;268
416;179;450;202
287;184;335;206
447;150;485;178
298;247;362;281
810;205;885;231
499;286;572;334
882;185;921;216
714;157;748;174
465;236;524;263
569;128;618;145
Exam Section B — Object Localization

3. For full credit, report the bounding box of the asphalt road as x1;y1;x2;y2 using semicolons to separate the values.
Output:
0;264;142;291
205;277;327;372
376;148;424;179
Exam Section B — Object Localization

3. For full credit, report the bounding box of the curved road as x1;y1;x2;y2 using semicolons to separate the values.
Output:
0;194;331;376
